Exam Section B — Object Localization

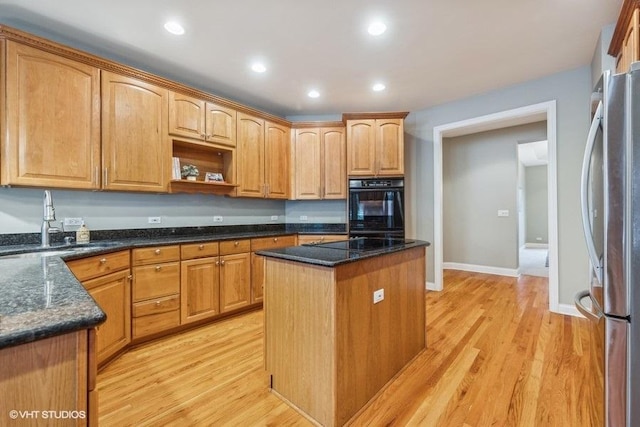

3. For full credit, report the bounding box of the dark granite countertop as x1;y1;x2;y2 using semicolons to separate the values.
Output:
0;228;307;349
256;238;430;267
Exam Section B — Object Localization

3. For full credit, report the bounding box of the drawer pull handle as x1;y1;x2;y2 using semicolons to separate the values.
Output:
100;258;107;264
155;249;161;255
198;244;204;250
234;241;239;246
155;266;161;271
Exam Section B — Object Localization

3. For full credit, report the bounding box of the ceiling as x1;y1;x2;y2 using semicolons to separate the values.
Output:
0;0;622;117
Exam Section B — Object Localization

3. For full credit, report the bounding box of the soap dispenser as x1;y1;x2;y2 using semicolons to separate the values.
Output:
76;221;90;245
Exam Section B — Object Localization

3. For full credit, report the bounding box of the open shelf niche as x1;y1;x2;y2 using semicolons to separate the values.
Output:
170;139;237;195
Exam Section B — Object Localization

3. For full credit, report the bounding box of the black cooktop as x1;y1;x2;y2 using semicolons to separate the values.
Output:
312;237;414;252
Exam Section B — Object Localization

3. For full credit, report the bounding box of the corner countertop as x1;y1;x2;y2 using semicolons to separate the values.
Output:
256;238;430;267
0;229;299;350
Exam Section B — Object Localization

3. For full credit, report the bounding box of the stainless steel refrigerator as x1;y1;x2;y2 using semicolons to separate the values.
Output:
576;67;640;426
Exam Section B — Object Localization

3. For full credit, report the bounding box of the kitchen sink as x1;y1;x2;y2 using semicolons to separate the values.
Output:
0;241;122;259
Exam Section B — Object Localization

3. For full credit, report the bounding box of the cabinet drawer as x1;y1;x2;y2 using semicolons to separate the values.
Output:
133;294;180;317
133;262;180;301
220;239;251;255
132;308;180;339
297;234;348;245
181;242;219;260
251;235;297;251
66;250;130;282
132;245;180;265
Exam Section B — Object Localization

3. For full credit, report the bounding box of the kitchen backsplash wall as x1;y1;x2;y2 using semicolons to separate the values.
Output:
284;200;347;224
0;187;286;234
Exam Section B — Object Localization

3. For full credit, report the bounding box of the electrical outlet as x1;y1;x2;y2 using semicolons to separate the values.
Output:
300;215;308;221
373;289;385;304
536;237;543;241
271;215;278;221
213;216;224;222
497;210;510;217
63;217;83;227
148;217;161;224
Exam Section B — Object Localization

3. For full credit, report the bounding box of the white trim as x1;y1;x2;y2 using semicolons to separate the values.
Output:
558;303;582;318
443;262;519;277
433;100;560;313
524;243;549;249
426;282;438;291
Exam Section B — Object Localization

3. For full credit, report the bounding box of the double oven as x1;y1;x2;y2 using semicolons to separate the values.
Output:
348;178;405;238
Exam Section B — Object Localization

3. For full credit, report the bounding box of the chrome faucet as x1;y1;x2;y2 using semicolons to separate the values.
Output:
41;190;63;247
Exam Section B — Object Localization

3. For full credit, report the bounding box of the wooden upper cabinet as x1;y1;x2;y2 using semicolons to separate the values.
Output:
346;115;405;177
102;71;170;192
236;113;290;198
264;121;290;199
347;120;377;176
236;112;265;197
610;0;640;73
376;119;404;176
1;41;100;189
293;126;346;200
294;128;322;199
168;92;237;147
321;127;347;199
206;103;237;147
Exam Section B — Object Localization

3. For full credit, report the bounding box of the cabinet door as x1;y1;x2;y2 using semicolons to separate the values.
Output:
205;103;237;147
265;121;291;199
219;252;251;312
322;127;347;199
376;118;404;176
236;112;265;197
102;71;169;192
181;257;220;324
168;92;206;140
2;41;100;189
346;119;376;176
84;269;131;365
294;128;322;199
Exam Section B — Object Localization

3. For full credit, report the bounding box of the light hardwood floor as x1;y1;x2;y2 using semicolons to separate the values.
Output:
97;270;602;426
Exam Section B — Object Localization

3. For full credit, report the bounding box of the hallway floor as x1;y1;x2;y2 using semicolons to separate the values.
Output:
519;246;549;277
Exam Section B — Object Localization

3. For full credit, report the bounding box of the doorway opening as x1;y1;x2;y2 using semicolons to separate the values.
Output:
433;101;560;313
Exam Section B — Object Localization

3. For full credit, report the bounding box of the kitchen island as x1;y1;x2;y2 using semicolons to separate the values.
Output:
258;238;429;426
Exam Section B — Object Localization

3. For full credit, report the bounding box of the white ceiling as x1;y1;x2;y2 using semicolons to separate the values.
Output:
0;0;622;117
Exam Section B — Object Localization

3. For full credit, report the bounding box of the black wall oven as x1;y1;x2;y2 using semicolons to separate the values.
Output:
348;178;405;238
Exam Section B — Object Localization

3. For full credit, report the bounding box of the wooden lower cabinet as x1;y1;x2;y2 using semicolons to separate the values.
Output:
219;252;251;313
83;270;131;365
180;257;221;324
0;330;91;426
132;246;181;340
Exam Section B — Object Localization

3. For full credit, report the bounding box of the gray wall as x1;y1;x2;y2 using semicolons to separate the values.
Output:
0;187;285;233
525;165;549;244
590;23;616;89
443;123;545;269
405;65;591;306
285;200;346;224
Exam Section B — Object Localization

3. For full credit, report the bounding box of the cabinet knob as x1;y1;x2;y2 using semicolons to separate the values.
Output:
100;258;107;264
221;259;225;265
127;275;133;281
155;266;162;271
155;249;161;255
273;237;278;242
234;241;239;246
198;244;205;250
320;236;325;241
201;133;206;139
216;260;220;266
156;301;160;306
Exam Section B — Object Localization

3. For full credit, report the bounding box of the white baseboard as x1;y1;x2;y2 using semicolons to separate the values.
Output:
443;262;519;278
524;243;549;249
426;281;439;291
556;303;582;318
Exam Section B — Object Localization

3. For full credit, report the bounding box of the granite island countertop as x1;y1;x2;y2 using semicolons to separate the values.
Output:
0;228;304;349
256;238;430;267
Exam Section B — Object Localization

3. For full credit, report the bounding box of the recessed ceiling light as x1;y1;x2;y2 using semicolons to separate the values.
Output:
251;63;267;73
164;21;185;35
372;83;386;92
308;90;320;98
368;21;387;36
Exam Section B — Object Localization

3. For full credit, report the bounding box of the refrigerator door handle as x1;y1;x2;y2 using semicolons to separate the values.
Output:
574;290;603;322
580;100;604;284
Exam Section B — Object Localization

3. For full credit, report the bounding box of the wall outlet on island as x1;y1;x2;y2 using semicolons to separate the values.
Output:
213;216;224;222
373;289;385;304
148;217;161;224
